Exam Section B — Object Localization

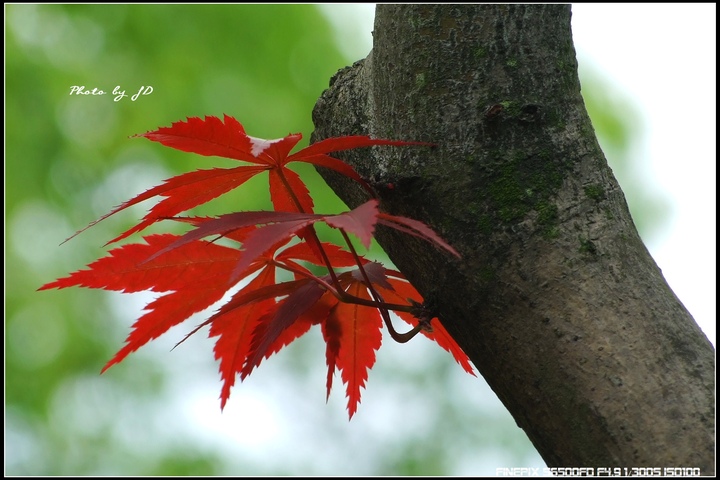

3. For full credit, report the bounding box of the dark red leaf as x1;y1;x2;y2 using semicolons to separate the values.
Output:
228;219;318;282
147;201;380;281
348;261;393;290
143;210;317;264
208;266;277;409
378;212;460;258
277;241;359;268
242;279;327;378
324;200;379;249
211;278;312;318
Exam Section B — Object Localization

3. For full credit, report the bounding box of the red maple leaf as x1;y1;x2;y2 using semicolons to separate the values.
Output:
40;115;474;418
323;271;384;418
64;115;432;245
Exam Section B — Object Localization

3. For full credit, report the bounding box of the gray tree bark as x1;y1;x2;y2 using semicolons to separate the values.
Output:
311;4;714;474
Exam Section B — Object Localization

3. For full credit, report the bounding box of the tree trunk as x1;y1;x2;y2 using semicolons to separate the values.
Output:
311;4;714;473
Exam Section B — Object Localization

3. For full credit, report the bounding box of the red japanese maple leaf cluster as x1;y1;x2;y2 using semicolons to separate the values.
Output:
40;115;474;418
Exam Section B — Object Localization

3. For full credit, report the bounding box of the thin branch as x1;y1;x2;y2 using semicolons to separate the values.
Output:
339;229;424;343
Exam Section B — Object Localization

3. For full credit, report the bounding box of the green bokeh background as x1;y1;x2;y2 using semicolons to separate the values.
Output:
6;4;667;475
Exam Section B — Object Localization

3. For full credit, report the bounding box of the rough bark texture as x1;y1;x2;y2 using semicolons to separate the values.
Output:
311;4;714;473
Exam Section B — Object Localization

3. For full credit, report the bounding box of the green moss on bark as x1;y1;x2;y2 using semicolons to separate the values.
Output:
584;184;606;202
482;149;567;235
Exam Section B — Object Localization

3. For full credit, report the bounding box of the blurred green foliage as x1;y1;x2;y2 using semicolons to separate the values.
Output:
5;4;665;476
6;4;351;475
579;69;670;241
